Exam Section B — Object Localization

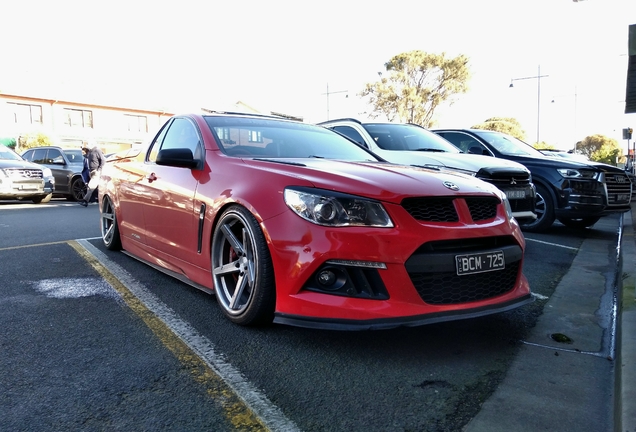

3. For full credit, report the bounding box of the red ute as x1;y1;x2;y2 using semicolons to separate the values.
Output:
99;113;532;330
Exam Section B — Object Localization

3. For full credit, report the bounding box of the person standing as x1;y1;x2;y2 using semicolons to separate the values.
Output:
78;141;106;207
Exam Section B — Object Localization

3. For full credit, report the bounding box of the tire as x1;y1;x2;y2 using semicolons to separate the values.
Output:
101;195;122;251
211;205;275;326
518;184;555;233
32;193;52;204
70;177;86;202
557;216;601;229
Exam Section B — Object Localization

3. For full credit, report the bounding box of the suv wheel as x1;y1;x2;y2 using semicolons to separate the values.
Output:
518;184;555;233
70;177;86;201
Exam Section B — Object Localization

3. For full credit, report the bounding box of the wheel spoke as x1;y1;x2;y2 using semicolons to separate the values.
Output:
213;260;241;276
221;223;245;255
229;273;248;310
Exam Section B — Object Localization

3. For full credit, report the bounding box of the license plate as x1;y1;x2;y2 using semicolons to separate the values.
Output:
505;190;525;199
615;194;630;202
456;250;505;276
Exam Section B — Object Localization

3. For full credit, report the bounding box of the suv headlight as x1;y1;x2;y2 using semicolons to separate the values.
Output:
284;187;394;227
557;168;599;179
42;168;53;177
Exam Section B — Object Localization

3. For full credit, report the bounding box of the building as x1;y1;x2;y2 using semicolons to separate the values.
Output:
0;93;174;154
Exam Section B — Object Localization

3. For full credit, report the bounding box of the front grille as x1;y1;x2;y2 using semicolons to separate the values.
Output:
465;197;498;220
410;262;520;304
402;197;458;222
405;236;522;305
604;173;632;206
481;176;531;187
5;168;43;179
401;197;500;223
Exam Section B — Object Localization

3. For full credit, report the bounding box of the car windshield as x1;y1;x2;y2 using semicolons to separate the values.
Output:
0;146;24;161
204;116;381;161
472;130;545;157
364;124;461;153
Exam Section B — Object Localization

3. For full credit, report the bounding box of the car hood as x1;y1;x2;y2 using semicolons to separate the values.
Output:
0;159;43;170
372;150;529;175
511;154;625;173
244;158;501;203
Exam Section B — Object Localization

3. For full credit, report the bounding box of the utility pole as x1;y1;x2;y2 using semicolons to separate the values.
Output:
321;83;348;121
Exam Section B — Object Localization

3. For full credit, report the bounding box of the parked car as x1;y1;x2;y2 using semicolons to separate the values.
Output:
0;145;54;203
540;149;590;162
432;128;632;231
317;119;536;223
99;112;532;329
22;146;85;201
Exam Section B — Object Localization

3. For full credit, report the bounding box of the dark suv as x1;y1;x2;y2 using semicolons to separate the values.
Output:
22;146;85;201
318;118;537;223
432;128;632;231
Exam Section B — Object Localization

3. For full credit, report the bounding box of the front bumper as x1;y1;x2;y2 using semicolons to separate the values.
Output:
265;196;531;330
0;178;47;199
554;177;632;218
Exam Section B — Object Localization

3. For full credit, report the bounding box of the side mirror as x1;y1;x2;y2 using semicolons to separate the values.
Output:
467;145;487;155
156;148;198;168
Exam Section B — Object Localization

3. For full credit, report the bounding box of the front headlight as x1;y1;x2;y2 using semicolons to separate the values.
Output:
42;168;53;177
284;187;394;227
557;168;599;179
0;169;7;179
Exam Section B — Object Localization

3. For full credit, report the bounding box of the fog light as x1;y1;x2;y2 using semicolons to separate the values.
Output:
317;269;337;286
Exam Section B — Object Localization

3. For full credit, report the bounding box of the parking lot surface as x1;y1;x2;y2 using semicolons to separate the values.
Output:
1;200;633;431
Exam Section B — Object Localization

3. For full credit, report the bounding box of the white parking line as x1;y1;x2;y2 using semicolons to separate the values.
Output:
76;239;300;432
525;237;579;251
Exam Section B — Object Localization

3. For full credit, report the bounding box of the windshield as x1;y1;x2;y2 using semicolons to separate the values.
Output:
204;116;381;162
472;130;545;157
0;146;23;161
364;123;461;153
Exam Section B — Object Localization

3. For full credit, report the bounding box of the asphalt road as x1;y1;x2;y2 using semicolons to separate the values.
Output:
2;198;618;431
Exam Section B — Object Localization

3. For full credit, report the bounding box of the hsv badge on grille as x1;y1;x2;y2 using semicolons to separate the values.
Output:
443;181;460;191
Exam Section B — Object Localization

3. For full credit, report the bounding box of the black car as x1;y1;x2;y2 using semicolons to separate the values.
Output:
22;146;85;201
432;128;632;232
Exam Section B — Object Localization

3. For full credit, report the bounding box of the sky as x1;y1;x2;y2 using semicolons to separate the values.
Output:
1;0;635;151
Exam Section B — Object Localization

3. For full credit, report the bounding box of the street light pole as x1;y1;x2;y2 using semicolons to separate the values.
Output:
321;83;348;121
509;65;549;144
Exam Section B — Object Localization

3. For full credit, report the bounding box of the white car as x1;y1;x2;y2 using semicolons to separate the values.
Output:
319;119;537;223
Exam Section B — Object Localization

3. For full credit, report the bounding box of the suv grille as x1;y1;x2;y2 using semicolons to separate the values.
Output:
604;172;632;206
402;197;499;223
477;173;535;213
5;168;43;179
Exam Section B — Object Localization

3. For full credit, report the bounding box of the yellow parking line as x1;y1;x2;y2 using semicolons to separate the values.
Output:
0;240;69;251
67;240;268;432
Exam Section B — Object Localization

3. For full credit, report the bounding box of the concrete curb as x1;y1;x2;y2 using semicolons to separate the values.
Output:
464;212;627;432
619;206;636;432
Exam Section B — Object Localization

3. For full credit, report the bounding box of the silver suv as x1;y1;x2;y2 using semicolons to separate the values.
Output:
319;119;537;223
0;146;55;203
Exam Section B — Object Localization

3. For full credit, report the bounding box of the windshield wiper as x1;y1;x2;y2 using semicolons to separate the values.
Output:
414;148;447;153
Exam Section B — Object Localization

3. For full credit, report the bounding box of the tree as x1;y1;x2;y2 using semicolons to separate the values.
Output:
576;134;621;165
359;51;470;128
533;142;556;150
17;132;53;152
471;117;526;141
